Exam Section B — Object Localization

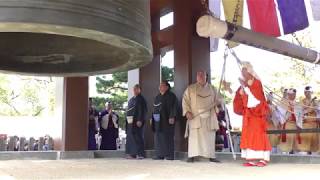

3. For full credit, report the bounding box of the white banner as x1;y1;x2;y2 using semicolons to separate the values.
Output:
209;0;221;52
311;0;320;21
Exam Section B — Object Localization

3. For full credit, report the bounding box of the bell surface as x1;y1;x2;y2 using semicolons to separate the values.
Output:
0;0;152;76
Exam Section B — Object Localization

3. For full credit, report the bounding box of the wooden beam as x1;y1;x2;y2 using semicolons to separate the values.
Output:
152;26;174;53
150;0;173;17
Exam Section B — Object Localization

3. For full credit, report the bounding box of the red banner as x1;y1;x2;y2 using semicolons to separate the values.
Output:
247;0;281;37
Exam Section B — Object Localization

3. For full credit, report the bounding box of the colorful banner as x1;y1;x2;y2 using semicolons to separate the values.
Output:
247;0;281;37
277;0;309;34
209;0;221;52
310;0;320;21
222;0;244;48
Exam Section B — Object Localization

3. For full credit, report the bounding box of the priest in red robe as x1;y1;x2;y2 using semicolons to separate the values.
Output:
233;62;271;167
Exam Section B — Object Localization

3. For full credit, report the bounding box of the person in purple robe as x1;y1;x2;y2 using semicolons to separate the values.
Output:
88;98;99;150
99;102;119;150
216;104;231;151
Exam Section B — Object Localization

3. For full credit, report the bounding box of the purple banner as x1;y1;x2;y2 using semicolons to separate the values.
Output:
277;0;309;34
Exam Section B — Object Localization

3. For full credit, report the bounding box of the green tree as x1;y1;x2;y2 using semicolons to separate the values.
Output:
268;30;320;99
0;74;55;116
211;77;232;105
94;72;128;128
93;67;175;128
161;66;174;82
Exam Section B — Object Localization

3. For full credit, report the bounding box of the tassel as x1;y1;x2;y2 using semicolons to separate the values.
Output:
281;123;287;142
297;133;302;144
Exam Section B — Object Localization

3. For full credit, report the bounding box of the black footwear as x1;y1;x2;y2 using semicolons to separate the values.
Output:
126;155;136;159
153;156;165;160
136;155;145;160
165;157;174;160
209;158;221;163
186;157;195;163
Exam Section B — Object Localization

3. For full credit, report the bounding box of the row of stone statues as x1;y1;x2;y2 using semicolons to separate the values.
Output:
0;135;54;151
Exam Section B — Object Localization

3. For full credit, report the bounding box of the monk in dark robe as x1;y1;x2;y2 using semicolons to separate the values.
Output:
125;84;147;159
152;81;178;160
99;102;119;150
88;98;99;150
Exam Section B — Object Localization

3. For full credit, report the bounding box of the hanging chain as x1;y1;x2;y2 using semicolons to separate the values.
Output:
292;33;303;46
226;0;241;49
201;0;215;17
232;0;241;24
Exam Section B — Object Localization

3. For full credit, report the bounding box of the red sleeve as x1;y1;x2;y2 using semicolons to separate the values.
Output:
247;79;269;117
233;87;248;116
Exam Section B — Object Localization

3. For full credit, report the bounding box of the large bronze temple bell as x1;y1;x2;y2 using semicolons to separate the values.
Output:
0;0;152;76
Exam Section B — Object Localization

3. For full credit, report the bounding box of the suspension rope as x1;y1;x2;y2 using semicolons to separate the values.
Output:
200;0;216;17
227;47;320;111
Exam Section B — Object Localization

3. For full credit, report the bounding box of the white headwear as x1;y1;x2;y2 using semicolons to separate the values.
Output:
241;61;260;80
287;88;297;94
105;101;112;107
304;86;313;93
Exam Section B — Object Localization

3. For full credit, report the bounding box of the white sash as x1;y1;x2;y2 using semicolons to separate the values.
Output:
127;116;133;124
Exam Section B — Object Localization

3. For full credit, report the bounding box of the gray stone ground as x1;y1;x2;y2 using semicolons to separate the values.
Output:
0;158;318;180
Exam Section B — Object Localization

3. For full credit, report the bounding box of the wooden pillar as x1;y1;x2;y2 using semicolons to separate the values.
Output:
139;55;161;150
61;77;89;151
139;11;161;150
146;0;210;152
173;0;211;151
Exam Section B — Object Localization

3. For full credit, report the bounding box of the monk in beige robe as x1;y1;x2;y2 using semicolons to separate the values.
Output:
278;88;303;154
182;70;222;163
296;86;319;154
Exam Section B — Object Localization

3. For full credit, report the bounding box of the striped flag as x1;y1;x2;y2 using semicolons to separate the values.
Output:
247;0;281;37
310;0;320;21
209;0;221;52
222;0;244;48
277;0;309;34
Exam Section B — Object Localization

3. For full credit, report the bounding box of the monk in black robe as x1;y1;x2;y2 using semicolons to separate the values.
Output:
152;81;178;160
125;84;147;159
99;102;119;150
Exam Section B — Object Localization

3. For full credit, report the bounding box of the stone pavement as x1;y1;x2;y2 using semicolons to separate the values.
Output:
0;158;318;180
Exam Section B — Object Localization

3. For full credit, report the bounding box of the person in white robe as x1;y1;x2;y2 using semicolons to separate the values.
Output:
277;88;303;154
182;70;222;163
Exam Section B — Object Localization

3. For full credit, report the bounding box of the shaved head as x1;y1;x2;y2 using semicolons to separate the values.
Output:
196;70;207;85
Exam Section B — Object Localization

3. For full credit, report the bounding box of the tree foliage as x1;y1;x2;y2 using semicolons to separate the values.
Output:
93;72;128;128
92;67;175;128
0;75;55;116
161;66;174;82
211;77;232;104
268;30;320;99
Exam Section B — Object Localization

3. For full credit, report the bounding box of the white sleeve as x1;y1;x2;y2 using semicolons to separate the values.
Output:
295;106;303;128
182;87;191;116
317;106;320;120
112;114;119;128
276;106;287;125
271;106;280;126
244;87;260;108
